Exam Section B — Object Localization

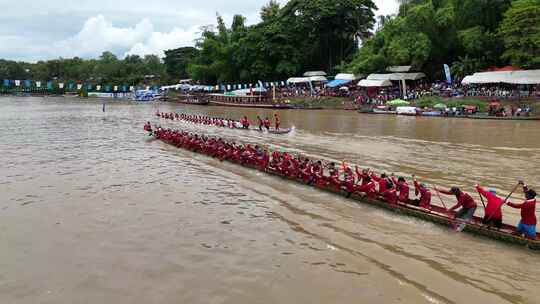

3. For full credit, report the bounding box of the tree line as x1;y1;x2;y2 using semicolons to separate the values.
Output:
1;0;538;86
0;51;167;85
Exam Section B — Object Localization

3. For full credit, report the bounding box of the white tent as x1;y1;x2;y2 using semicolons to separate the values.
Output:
303;71;327;77
387;66;413;73
358;79;392;87
309;76;328;82
367;73;426;81
335;73;358;81
461;70;540;85
287;77;311;84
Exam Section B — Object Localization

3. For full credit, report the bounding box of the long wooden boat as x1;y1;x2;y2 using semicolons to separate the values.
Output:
170;99;209;106
151;131;540;251
209;100;293;109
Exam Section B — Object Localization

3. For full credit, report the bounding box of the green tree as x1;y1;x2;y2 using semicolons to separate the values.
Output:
498;0;540;68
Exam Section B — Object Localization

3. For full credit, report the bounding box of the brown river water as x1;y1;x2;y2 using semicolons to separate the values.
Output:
1;96;539;304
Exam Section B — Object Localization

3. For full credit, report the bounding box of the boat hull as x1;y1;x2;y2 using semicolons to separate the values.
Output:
150;133;540;251
209;100;293;109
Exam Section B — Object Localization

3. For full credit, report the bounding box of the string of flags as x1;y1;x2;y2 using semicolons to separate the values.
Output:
2;79;292;92
1;79;157;92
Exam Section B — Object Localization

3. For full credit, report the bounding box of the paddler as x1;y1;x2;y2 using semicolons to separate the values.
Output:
436;186;477;221
413;175;432;209
274;113;281;130
392;175;410;203
263;117;271;131
257;116;264;131
143;121;152;134
507;181;537;239
241;116;250;129
476;184;504;229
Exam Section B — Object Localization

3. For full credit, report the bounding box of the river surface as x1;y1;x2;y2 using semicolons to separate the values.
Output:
1;96;539;304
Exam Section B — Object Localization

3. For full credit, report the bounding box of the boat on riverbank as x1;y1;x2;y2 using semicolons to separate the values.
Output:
359;109;540;120
209;100;293;109
149;128;540;251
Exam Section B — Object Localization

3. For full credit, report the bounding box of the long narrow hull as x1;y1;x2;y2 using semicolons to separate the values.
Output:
150;133;540;251
209;100;293;109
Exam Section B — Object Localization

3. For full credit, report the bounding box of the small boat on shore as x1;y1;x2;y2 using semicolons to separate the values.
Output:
149;128;540;251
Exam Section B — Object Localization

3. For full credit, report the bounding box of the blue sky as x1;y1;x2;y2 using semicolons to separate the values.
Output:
0;0;398;62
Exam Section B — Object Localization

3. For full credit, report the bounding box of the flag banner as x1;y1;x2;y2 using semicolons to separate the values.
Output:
129;86;134;91
227;85;231;90
36;81;41;88
68;83;74;89
59;83;64;89
146;86;150;90
113;85;118;91
47;81;53;89
77;84;83;90
121;86;127;92
3;79;9;87
87;84;92;90
24;80;31;88
443;64;452;84
105;85;112;92
96;85;101;91
281;81;285;86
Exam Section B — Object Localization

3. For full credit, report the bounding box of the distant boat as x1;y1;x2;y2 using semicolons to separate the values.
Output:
133;90;162;102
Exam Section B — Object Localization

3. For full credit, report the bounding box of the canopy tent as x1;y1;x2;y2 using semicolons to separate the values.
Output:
303;71;327;77
287;77;311;84
387;99;410;106
433;103;447;109
387;66;413;73
461;70;540;85
358;79;392;87
334;73;358;81
326;79;351;88
367;73;426;81
309;76;328;82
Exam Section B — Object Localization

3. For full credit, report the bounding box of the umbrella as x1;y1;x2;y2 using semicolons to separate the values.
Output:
434;103;447;109
387;99;410;106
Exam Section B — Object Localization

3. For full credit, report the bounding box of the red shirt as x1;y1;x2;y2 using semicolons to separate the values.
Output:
476;186;503;220
392;178;410;202
508;199;537;226
371;174;387;193
414;180;431;208
438;190;477;210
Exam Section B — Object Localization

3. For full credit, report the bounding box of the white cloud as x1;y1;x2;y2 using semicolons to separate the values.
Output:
125;26;200;58
0;0;399;61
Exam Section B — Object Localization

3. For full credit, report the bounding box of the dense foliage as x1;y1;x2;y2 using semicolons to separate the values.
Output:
345;0;540;79
0;52;167;84
163;47;199;81
186;0;377;83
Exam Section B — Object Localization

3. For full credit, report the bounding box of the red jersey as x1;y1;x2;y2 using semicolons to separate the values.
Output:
439;190;477;211
476;186;504;220
508;199;537;226
414;180;432;208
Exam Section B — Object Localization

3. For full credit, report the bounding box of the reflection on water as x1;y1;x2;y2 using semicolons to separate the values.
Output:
0;96;539;304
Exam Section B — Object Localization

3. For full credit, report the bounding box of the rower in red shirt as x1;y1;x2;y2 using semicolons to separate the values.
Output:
257;116;264;131
382;182;398;205
476;185;504;228
241;116;250;129
507;181;537;239
371;172;389;193
263;117;271;131
274;113;280;130
392;175;410;203
357;175;377;199
413;176;431;209
436;186;477;221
